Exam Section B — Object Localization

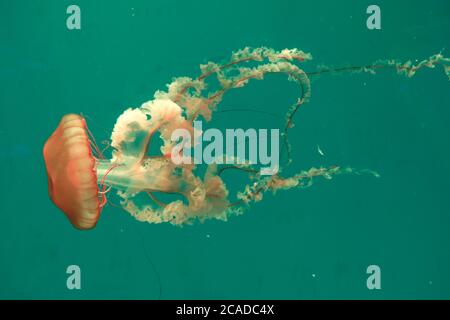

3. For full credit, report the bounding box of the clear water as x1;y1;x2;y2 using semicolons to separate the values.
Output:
0;0;449;299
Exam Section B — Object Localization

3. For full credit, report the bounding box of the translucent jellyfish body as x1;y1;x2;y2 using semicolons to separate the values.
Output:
43;47;449;229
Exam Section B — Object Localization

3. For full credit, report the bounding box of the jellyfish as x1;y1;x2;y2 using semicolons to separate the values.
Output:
43;47;450;229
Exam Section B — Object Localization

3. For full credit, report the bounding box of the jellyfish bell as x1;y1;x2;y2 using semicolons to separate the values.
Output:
43;114;101;229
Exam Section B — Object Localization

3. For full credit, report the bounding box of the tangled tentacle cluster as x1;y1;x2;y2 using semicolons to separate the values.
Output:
100;47;449;225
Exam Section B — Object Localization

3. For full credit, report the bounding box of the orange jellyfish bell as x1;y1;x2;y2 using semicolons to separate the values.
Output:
43;114;100;229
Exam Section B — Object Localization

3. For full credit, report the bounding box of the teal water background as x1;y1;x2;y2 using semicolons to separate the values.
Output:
1;0;449;299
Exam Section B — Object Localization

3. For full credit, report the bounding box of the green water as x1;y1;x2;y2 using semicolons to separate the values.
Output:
1;0;449;299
